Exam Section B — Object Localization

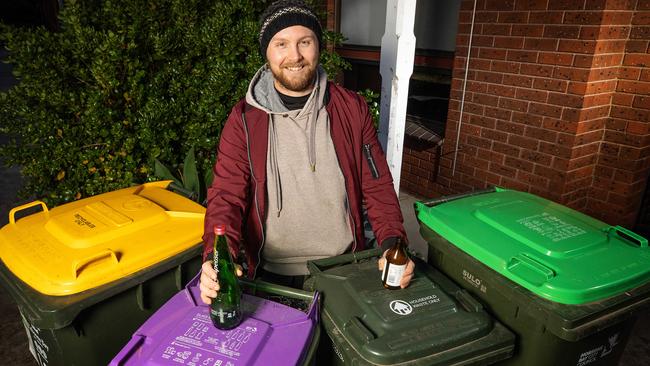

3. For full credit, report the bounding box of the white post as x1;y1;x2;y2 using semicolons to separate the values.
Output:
379;0;417;194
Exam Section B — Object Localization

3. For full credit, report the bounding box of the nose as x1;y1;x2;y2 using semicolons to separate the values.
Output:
286;43;303;63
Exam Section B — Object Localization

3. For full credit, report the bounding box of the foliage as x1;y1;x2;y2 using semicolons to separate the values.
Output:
154;146;213;204
358;88;380;128
0;0;349;206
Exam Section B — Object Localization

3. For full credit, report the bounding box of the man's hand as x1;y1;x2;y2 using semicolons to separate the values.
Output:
199;260;243;305
377;250;415;289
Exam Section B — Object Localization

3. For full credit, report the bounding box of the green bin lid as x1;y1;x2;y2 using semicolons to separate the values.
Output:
308;250;515;365
415;188;650;305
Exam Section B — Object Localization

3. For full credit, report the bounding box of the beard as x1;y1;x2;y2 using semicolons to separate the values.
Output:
270;61;317;94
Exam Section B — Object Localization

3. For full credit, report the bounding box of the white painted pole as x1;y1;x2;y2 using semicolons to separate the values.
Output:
379;0;417;194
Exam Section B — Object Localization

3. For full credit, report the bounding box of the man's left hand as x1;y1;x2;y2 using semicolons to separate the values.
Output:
377;250;415;288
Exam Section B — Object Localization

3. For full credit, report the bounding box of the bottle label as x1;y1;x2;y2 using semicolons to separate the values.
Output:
383;262;406;287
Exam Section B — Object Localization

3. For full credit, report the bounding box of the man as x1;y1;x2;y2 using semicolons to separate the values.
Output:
199;0;414;304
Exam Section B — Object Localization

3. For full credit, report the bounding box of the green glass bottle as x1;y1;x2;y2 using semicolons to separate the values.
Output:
210;224;242;330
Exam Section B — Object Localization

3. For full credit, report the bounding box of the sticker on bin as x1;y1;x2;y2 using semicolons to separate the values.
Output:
111;274;319;366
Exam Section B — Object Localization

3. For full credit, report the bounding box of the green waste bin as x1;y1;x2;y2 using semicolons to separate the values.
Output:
415;187;650;366
0;181;205;366
304;248;516;365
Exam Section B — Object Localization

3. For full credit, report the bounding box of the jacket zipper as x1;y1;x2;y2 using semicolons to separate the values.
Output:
333;147;358;255
363;143;380;179
242;112;265;279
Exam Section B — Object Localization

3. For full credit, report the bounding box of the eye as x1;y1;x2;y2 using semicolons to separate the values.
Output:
275;41;286;48
300;39;312;46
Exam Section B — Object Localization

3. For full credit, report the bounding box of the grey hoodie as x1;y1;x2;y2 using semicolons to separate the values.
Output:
244;65;353;275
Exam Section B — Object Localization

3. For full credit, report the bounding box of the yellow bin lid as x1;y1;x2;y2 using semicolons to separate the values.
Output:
0;181;205;296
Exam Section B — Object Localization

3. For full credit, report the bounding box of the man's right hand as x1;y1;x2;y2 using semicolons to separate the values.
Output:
199;260;243;305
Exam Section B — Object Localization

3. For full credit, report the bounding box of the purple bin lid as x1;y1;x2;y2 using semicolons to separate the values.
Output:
110;274;318;366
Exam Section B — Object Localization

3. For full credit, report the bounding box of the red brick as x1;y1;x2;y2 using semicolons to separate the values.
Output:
469;58;492;70
486;106;513;120
496;119;525;134
601;11;634;24
548;92;584;107
520;63;554;77
575;119;606;134
563;11;605;25
481;128;509;142
627;121;650;134
632;11;650;25
529;102;563;118
487;84;516;98
574;54;624;68
579;105;610;121
561;107;582;122
623;53;650;67
583;93;612;107
507;50;539;63
503;74;534;87
508;134;540;149
516;88;548;102
594;40;628;54
474;93;500;107
642;69;650;81
525;126;559;143
529;12;565;24
579;25;631;40
612;93;635;106
472;35;496;47
605;118;629;131
520;150;553;166
499;97;529;112
603;130;645;147
512;111;543;126
477;147;506;164
486;0;516;11
465;102;486;115
476;71;505;83
495;36;525;49
512;24;544;37
539;52;574;65
468;81;489;93
544;25;581;38
574;130;605;146
558;39;598;53
571;143;601;159
618;66;642;80
548;0;585;10
625;40;650;53
619;145;643;160
498;11;529;23
534;164;568;183
493;141;521;157
482;23;512;36
479;48;508;60
533;77;568;92
524;38;559;51
630;26;650;39
633;95;650;109
539;141;573;158
543;118;579;133
617;80;650;94
640;0;650;10
515;1;550;10
491;60;521;73
500;177;531;191
553;66;591;82
586;0;637;10
466;135;493;150
489;162;518;178
475;12;499;23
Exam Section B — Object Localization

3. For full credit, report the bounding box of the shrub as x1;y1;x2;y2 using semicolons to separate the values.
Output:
0;0;348;206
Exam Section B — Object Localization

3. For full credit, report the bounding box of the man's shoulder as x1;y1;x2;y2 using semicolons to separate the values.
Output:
328;82;361;102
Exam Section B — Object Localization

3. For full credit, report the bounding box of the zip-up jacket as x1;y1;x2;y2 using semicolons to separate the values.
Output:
202;82;406;278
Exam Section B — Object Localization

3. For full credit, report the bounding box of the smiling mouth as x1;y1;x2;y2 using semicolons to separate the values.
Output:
284;65;305;72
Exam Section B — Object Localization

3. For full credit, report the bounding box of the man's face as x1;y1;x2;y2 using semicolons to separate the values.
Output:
266;25;319;97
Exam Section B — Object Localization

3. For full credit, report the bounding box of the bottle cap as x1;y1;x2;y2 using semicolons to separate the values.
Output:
213;224;226;235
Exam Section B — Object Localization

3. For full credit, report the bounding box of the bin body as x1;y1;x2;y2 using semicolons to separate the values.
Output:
0;181;206;366
110;275;320;366
415;188;650;366
305;249;516;366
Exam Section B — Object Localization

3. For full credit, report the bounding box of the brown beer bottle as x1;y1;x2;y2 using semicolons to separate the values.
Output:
382;237;408;290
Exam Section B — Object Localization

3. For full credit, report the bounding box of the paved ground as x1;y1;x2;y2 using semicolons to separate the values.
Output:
1;46;648;365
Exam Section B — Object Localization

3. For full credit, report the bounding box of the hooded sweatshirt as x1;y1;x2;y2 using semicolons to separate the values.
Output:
245;65;353;275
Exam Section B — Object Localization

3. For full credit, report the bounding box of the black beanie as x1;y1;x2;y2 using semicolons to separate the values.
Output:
259;0;323;57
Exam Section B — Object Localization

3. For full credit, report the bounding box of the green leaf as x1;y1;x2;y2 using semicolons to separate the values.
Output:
183;146;200;195
154;158;182;186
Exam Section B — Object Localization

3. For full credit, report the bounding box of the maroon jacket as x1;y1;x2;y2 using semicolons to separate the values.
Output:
203;82;406;277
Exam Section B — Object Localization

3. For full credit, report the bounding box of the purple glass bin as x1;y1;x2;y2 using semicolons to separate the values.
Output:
111;275;319;366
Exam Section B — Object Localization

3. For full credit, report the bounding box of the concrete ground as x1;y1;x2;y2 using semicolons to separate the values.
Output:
1;47;648;365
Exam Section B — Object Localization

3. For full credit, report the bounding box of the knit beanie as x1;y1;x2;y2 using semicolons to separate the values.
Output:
259;0;323;57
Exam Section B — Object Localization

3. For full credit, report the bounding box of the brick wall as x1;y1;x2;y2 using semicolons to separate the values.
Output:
423;0;650;227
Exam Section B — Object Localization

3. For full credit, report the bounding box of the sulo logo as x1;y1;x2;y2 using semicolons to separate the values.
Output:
390;300;413;315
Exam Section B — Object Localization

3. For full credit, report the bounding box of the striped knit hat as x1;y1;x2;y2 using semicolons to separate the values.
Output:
259;0;323;57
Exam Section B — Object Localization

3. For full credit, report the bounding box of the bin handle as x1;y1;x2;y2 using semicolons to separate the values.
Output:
607;226;648;248
72;249;119;279
9;201;49;225
417;187;499;208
